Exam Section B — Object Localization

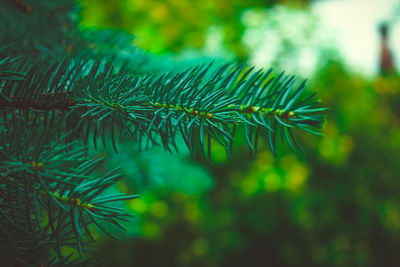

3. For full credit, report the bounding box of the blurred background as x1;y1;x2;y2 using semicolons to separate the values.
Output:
80;0;400;266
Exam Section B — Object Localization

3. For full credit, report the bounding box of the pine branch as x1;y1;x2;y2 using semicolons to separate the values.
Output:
1;57;327;157
0;123;138;263
0;1;328;263
0;56;26;81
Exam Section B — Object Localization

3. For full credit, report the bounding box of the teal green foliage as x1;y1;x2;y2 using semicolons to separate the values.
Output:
0;0;325;265
105;144;214;195
96;62;400;267
78;1;400;267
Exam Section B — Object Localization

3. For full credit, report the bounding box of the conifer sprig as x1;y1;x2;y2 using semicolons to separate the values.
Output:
1;57;327;158
0;123;138;264
0;0;327;264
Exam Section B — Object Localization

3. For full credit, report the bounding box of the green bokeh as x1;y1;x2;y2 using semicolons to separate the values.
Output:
80;1;400;266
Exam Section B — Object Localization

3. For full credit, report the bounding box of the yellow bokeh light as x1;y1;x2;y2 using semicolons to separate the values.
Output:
150;4;168;22
263;172;281;192
150;201;168;218
129;198;148;213
285;163;308;191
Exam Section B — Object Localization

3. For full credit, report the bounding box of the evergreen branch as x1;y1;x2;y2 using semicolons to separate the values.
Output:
0;124;138;262
0;0;329;264
0;56;26;81
0;57;327;157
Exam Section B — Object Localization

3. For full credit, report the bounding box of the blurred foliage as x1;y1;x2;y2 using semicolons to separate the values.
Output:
79;0;309;56
80;0;400;266
93;60;400;267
